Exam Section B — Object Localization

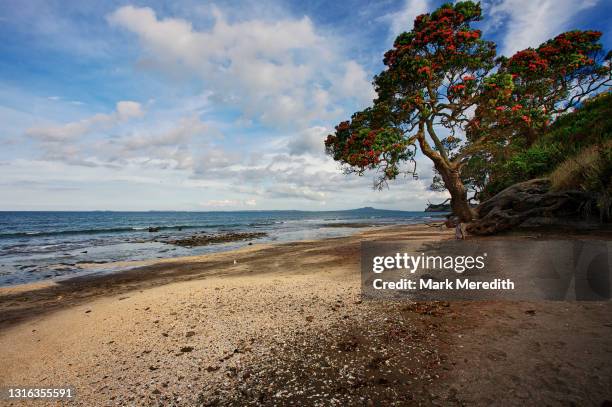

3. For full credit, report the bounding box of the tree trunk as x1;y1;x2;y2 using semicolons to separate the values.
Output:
435;162;474;222
415;125;474;222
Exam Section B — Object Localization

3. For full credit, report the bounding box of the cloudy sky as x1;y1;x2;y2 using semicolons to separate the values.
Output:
1;0;610;211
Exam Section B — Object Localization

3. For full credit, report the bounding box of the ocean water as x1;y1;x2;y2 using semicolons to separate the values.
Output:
0;209;438;286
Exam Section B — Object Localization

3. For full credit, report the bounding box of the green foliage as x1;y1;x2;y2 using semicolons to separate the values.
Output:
483;146;559;196
468;30;610;147
481;92;612;198
549;141;612;220
540;91;612;150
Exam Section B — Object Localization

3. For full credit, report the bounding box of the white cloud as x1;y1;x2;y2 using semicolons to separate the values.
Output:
192;146;242;175
266;184;327;201
25;101;144;142
200;199;257;208
98;115;219;171
121;116;207;150
5;4;458;211
365;182;448;205
24;107;217;172
288;126;329;156
107;5;374;127
485;0;599;56
26;120;91;142
334;61;376;105
387;0;430;40
116;101;144;120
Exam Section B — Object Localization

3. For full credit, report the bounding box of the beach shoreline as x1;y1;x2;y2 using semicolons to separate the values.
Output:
0;224;393;328
1;224;611;406
0;209;438;287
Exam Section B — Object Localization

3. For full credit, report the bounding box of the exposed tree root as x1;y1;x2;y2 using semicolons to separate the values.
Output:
466;179;591;235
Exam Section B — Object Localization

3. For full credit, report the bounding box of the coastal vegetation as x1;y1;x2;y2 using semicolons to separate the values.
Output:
325;1;611;232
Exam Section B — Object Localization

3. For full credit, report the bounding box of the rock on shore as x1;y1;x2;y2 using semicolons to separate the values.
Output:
165;232;267;247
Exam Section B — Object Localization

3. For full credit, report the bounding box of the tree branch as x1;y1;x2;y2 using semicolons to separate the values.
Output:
425;119;450;164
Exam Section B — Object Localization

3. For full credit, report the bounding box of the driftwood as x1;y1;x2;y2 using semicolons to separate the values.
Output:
466;178;591;235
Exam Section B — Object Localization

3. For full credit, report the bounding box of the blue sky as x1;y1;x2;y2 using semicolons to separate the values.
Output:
1;0;610;211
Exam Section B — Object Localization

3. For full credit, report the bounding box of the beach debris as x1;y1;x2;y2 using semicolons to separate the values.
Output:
525;309;536;315
85;309;92;313
180;346;194;353
402;302;448;316
185;331;196;337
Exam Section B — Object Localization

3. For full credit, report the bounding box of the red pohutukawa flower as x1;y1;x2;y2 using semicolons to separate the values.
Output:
504;30;603;80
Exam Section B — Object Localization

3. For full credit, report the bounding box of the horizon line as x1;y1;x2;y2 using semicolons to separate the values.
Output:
0;207;430;213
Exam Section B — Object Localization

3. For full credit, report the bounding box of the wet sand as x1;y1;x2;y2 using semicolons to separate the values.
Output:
0;224;611;406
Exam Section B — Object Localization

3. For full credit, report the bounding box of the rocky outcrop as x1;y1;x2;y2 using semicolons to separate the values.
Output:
166;232;267;247
466;178;592;235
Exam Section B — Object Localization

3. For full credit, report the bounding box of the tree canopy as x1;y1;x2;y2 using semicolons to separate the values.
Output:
324;1;610;222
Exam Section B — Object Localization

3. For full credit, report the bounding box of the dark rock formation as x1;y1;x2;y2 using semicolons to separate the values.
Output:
466;178;592;235
166;232;267;247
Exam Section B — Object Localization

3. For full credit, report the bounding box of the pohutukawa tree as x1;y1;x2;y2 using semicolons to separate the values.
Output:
325;1;610;223
466;30;611;198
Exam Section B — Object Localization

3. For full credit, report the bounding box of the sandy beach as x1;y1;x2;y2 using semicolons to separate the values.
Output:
1;224;611;406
